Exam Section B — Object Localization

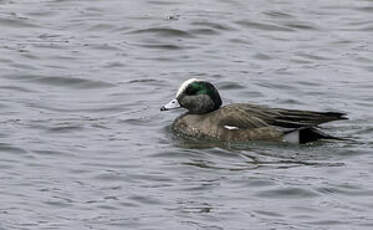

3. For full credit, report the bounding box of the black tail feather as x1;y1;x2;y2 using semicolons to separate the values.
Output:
299;127;343;144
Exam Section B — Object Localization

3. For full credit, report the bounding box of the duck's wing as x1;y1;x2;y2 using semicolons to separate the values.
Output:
214;105;270;129
209;107;283;142
231;103;347;128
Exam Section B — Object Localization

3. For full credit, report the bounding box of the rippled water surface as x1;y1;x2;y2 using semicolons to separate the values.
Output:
1;0;373;229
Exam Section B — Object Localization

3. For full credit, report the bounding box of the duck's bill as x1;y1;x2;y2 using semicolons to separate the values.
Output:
160;98;181;111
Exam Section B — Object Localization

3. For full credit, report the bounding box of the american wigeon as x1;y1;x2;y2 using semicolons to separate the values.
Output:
161;78;347;144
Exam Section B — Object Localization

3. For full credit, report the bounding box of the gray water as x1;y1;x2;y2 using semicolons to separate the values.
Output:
1;0;373;229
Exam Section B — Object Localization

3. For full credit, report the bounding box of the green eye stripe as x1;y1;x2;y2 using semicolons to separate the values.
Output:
189;82;210;95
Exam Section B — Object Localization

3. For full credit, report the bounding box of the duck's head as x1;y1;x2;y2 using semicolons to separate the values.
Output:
160;78;222;114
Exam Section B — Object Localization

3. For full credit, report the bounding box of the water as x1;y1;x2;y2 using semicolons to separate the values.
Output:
1;0;373;229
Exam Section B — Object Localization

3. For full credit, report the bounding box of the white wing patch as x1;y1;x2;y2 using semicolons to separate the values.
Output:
176;78;201;97
224;125;239;130
283;130;300;144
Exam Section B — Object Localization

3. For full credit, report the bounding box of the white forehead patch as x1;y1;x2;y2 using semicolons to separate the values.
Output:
176;78;201;97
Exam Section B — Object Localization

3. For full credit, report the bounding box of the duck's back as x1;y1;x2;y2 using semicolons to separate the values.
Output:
226;103;346;128
172;103;346;143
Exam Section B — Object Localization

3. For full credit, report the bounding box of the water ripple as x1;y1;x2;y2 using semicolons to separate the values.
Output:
235;20;295;32
0;17;39;28
127;27;194;38
5;74;115;89
257;187;319;198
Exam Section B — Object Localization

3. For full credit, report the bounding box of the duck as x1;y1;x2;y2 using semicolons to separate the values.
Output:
160;78;347;144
